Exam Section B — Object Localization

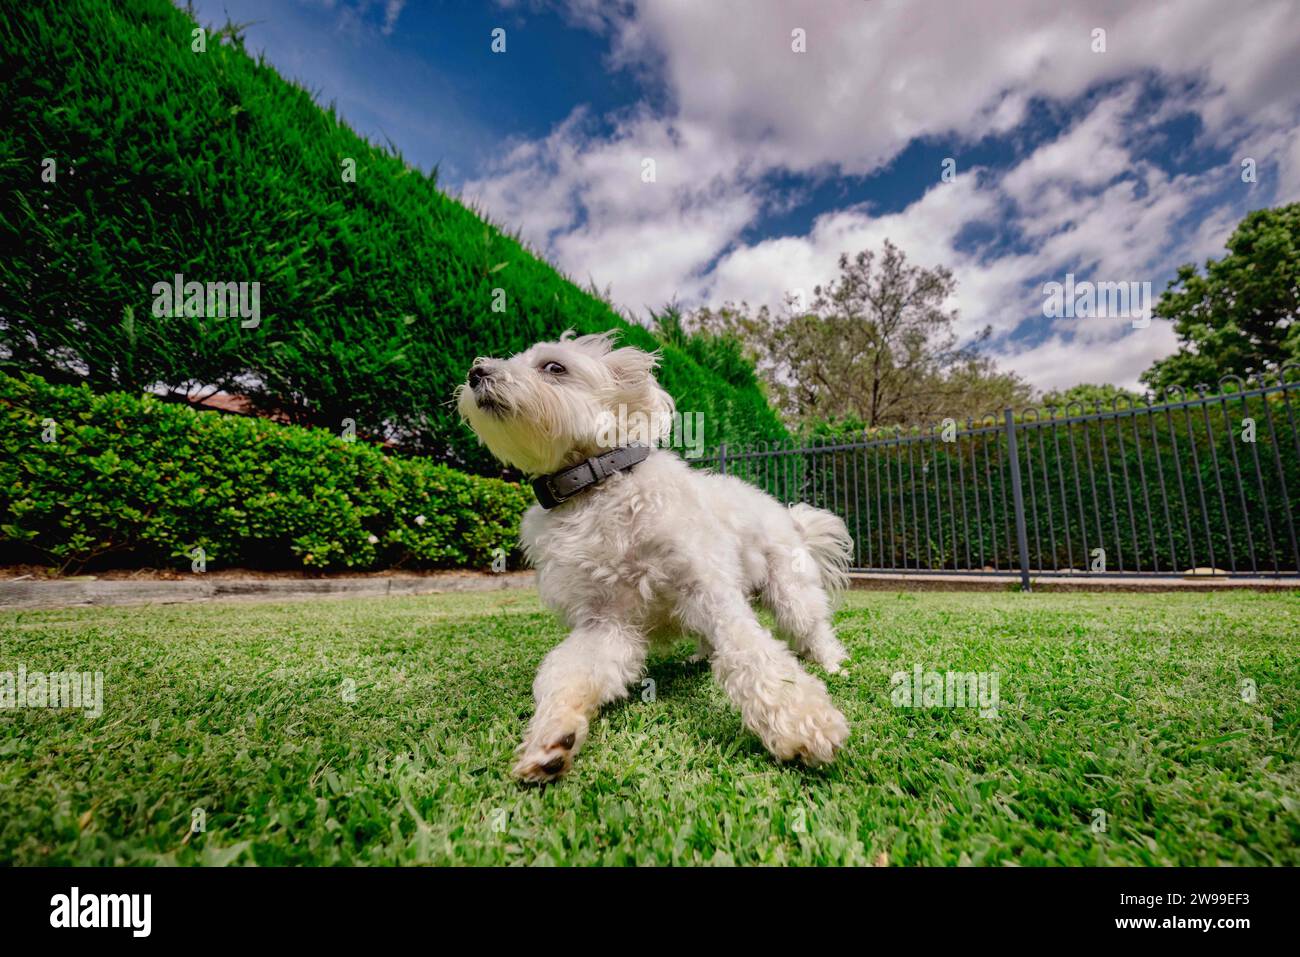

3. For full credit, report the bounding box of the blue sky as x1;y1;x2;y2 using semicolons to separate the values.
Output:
189;0;1300;391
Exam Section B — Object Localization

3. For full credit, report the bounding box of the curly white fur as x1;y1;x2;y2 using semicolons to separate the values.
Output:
457;331;852;782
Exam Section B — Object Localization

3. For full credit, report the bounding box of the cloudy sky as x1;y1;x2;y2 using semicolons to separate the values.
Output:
190;0;1300;391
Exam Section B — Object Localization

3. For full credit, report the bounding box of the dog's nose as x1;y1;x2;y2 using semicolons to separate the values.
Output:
468;365;491;388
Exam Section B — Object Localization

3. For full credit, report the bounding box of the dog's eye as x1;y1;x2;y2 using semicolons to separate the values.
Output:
540;361;566;376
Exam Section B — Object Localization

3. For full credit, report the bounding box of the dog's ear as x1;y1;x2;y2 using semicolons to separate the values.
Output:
603;345;675;442
564;329;616;354
602;344;659;386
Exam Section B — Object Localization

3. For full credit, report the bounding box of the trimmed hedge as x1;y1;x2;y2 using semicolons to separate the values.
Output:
0;373;532;572
0;0;788;473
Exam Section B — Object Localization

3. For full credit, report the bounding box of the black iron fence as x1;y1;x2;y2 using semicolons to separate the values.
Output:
692;367;1300;586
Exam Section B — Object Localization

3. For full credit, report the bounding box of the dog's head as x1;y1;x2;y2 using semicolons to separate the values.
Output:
456;331;675;475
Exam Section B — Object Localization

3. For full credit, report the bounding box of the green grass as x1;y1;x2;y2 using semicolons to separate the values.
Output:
1;590;1298;865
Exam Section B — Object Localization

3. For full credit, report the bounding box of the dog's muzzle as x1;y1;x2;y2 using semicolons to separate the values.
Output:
467;366;505;413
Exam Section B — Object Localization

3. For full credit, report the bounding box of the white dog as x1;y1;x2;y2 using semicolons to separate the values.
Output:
457;331;852;782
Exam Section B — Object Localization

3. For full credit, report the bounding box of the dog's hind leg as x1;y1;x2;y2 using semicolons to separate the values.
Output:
513;620;647;783
762;548;848;674
679;586;848;765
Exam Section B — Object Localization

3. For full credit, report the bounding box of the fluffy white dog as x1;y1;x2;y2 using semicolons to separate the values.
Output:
457;331;852;782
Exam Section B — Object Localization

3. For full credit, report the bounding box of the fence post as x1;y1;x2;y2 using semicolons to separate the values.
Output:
718;442;727;475
1004;409;1033;592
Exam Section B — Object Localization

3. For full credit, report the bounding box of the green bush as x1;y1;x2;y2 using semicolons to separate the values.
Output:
0;0;788;474
0;373;532;572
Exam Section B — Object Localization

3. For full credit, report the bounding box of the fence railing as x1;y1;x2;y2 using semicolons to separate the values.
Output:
692;367;1300;587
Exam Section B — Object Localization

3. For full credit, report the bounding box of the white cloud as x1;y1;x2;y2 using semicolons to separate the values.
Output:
996;321;1182;392
382;0;405;36
1000;85;1141;205
463;0;1300;390
1280;129;1300;203
697;171;1004;333
597;0;1299;174
464;108;765;313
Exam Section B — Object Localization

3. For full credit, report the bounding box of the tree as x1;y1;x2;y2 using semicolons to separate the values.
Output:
651;304;766;393
1141;202;1300;392
685;240;1031;429
1039;383;1142;409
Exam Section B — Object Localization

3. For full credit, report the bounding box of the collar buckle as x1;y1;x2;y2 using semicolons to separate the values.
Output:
531;445;650;510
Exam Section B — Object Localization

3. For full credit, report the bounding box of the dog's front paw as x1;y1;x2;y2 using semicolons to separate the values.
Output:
758;672;850;766
810;641;848;675
687;637;712;664
512;710;588;784
795;628;849;675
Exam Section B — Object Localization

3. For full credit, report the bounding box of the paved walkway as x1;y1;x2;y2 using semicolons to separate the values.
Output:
2;569;1294;610
846;572;1298;592
0;571;535;610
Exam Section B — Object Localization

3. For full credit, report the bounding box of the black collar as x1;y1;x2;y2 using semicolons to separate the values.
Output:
532;445;651;509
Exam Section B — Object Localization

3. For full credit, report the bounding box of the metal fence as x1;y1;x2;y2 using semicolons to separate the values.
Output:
693;367;1300;587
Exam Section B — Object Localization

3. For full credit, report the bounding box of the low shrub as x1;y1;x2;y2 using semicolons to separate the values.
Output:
0;373;532;572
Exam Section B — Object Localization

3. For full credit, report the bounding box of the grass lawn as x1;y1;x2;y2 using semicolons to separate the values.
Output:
1;589;1297;866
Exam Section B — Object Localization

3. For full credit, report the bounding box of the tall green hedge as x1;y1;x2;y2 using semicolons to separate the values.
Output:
0;0;787;474
0;373;532;572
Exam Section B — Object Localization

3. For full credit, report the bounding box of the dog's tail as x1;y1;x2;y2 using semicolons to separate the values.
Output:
790;503;853;597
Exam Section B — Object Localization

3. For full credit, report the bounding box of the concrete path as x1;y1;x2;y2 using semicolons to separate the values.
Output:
846;572;1298;592
2;568;1294;610
0;571;535;610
